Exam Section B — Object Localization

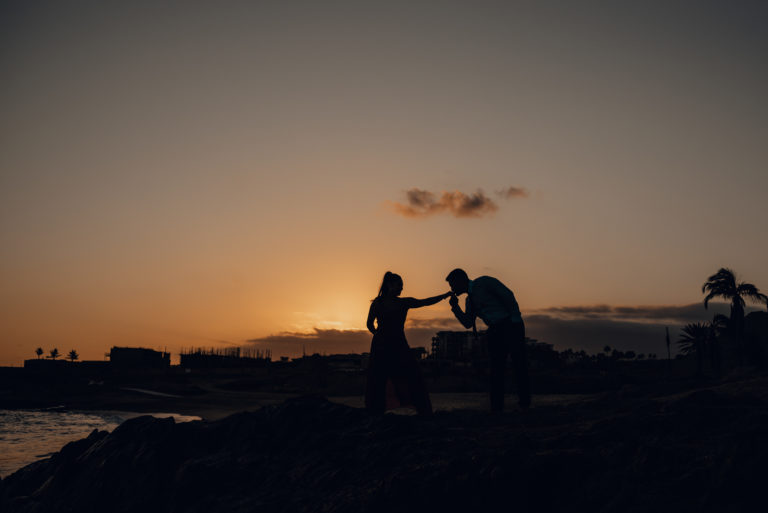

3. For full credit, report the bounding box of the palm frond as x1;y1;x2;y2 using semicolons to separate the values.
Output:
677;322;710;354
713;268;737;285
736;283;768;305
736;283;759;294
701;268;765;313
703;289;733;308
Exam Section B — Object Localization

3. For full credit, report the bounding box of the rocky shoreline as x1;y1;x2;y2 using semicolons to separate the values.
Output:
2;379;767;512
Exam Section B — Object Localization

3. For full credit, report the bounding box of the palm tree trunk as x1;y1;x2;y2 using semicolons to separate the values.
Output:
732;304;746;366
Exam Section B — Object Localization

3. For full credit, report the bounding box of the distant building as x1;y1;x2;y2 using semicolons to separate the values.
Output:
431;330;487;362
109;347;170;369
22;359;110;377
179;347;271;369
410;347;428;360
431;331;551;366
526;341;561;370
23;359;68;370
325;353;368;370
290;353;368;370
77;360;111;371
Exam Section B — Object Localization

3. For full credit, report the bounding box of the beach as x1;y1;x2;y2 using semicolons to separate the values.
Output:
2;373;767;512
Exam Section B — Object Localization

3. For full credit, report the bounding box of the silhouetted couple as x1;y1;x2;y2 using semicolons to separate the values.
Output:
365;269;530;415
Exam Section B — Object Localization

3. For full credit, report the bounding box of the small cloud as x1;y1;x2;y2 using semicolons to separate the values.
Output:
497;186;529;199
542;305;614;318
530;302;767;325
247;328;372;358
405;317;457;330
247;328;370;345
390;188;498;218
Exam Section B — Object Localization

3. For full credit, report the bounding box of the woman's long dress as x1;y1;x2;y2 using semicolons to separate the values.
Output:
365;297;432;415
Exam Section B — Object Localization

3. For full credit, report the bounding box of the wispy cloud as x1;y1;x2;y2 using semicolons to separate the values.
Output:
389;186;530;218
390;188;498;218
245;321;461;358
533;303;739;324
523;302;758;354
497;186;529;199
247;328;372;357
248;328;370;345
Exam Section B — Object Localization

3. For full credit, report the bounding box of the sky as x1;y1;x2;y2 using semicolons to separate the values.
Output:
1;1;767;365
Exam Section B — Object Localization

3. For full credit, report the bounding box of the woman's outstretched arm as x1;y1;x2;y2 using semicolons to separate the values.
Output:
405;292;452;309
366;301;378;334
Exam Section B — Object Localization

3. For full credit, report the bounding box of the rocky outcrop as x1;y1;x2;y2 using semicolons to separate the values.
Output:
1;390;767;513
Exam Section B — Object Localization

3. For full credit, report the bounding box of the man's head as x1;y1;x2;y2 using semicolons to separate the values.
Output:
446;268;470;295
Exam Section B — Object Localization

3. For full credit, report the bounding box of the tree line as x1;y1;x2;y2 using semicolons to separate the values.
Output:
34;347;79;362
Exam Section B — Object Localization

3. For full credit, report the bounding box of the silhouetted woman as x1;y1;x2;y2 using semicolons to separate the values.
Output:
365;272;451;415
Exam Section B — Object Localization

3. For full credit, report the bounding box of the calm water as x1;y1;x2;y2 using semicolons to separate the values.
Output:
0;409;200;477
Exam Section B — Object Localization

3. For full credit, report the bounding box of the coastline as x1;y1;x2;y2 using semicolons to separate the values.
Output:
0;390;597;421
0;388;300;422
0;408;200;478
3;375;768;512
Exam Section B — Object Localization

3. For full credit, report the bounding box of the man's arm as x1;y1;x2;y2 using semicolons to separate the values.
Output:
449;294;475;329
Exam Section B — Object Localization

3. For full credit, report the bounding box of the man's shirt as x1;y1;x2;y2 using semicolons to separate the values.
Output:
452;276;523;328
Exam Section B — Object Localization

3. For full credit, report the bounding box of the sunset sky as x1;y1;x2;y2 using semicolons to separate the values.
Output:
2;1;767;365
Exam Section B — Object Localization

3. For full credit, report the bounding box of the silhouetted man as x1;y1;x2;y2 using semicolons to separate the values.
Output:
446;268;530;412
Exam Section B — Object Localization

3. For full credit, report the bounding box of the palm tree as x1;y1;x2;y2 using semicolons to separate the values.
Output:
709;313;731;375
678;322;711;376
49;348;60;360
68;350;79;362
703;268;768;365
35;347;43;359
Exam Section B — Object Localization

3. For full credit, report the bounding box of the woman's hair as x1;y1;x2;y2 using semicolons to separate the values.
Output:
375;271;402;299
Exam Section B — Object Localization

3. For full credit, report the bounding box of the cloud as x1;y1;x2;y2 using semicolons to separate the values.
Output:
403;314;680;356
243;318;672;359
247;328;372;357
533;302;742;324
497;186;529;199
394;302;754;356
405;317;457;330
245;303;757;359
245;321;461;359
524;315;673;355
390;188;498;218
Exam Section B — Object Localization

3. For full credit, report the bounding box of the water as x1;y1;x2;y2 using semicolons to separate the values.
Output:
0;409;200;477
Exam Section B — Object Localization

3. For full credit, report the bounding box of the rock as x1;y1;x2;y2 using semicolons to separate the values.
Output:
2;390;768;512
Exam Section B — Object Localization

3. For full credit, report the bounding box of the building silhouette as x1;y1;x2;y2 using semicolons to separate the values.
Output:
109;347;170;369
